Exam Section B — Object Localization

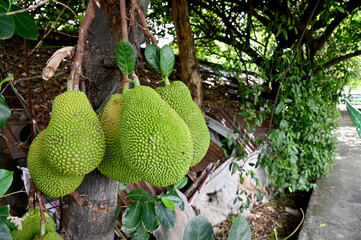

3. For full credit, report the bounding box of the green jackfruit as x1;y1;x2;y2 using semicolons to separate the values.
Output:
98;94;141;183
120;86;194;186
156;81;210;166
33;232;63;240
11;209;56;240
43;91;105;176
28;130;84;197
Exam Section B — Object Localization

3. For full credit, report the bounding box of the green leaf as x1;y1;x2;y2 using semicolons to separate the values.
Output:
161;194;183;207
160;45;175;78
0;206;16;230
119;182;128;191
161;197;175;210
144;44;161;72
183;216;213;240
11;4;38;40
122;202;141;229
275;101;284;114
120;225;136;234
175;177;188;189
116;40;136;77
0;8;14;40
127;189;150;202
228;215;251;240
0;222;12;240
155;201;176;229
140;202;158;232
0;94;11;130
136;223;147;235
131;231;150;240
116;204;121;218
0;169;13;198
0;76;13;90
279;120;288;130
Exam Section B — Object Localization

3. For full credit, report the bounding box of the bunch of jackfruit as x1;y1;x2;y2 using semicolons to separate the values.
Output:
28;80;209;192
98;81;210;186
28;91;105;197
11;209;63;240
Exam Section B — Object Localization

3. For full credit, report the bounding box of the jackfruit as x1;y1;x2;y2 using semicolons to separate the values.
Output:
28;130;84;197
97;94;141;183
33;232;63;240
43;91;105;176
11;209;56;240
156;81;210;166
120;86;194;186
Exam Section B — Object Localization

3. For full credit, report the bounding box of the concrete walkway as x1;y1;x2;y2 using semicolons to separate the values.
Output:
298;108;361;240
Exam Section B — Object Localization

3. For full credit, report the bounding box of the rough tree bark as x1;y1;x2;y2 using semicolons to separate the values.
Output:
60;1;149;239
171;0;203;108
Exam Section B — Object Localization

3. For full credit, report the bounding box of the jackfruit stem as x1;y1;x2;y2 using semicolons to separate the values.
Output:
133;78;140;87
123;83;129;94
40;223;46;236
163;76;170;86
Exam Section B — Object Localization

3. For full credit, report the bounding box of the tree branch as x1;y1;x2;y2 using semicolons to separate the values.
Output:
314;50;361;75
67;0;96;91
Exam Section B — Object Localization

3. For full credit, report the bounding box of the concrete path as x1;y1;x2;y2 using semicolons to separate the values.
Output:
298;107;361;240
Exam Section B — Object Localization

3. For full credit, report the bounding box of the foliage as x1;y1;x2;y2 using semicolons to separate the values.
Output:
0;0;39;40
183;216;213;240
228;215;251;240
119;177;187;239
0;169;15;240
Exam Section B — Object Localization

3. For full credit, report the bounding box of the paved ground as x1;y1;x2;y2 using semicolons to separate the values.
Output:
298;107;361;240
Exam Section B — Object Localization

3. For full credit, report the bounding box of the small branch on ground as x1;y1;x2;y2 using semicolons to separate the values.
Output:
67;0;96;91
0;134;28;153
283;208;305;240
68;191;88;206
43;47;75;80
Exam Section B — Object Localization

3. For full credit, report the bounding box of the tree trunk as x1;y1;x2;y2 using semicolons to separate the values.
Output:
171;0;203;108
60;1;149;239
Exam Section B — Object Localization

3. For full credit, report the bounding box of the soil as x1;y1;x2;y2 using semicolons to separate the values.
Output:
0;42;311;239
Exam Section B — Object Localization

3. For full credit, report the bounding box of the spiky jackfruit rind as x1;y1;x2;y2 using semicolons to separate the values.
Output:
156;81;210;166
28;130;84;197
44;91;105;176
11;209;56;240
98;94;141;183
120;86;194;186
33;232;64;240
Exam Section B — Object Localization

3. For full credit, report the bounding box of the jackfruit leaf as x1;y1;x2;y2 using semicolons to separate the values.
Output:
122;202;141;229
0;169;13;198
118;182;128;191
183;216;213;240
0;8;15;40
175;177;188;189
0;206;16;230
160;45;175;78
127;189;150;202
155;201;176;229
140;202;157;232
131;231;150;240
116;40;136;77
161;194;183;208
10;4;38;39
0;222;11;240
160;197;175;210
228;215;251;240
144;44;161;72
